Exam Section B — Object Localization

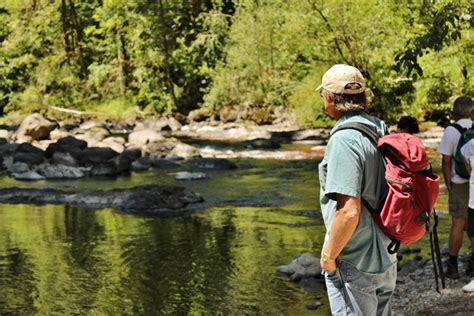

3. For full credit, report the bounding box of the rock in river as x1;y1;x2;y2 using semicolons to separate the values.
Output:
0;185;204;215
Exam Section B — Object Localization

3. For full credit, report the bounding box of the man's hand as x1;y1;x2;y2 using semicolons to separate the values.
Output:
320;257;337;274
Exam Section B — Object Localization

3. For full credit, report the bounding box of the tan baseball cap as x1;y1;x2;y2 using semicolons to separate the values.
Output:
315;64;365;94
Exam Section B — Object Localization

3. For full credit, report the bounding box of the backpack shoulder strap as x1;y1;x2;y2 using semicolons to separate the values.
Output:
331;121;380;147
449;123;465;134
332;122;385;215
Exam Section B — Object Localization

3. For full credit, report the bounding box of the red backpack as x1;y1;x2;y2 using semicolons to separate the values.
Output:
334;122;440;254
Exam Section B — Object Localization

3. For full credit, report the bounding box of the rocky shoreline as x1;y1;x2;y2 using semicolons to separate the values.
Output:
277;252;474;315
0;112;443;181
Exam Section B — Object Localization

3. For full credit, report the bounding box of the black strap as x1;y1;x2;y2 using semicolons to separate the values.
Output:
334;123;382;213
449;123;466;134
332;121;380;147
433;209;445;289
387;240;400;254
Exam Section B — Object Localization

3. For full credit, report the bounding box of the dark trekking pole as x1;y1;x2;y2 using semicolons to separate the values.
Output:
433;209;446;289
428;216;440;293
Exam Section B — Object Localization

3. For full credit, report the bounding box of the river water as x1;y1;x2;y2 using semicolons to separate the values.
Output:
0;158;331;315
0;150;452;315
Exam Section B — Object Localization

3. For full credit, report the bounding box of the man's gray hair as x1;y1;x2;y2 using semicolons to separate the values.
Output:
322;89;367;114
453;96;473;120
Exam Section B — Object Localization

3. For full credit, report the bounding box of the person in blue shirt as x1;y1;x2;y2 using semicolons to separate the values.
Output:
316;64;397;315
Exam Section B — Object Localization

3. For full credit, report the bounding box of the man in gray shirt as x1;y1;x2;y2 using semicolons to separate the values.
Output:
317;64;397;315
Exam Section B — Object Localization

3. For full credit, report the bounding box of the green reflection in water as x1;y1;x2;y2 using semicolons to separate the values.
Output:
0;204;327;315
0;152;467;315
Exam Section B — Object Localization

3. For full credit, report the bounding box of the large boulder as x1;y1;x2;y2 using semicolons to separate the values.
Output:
0;185;204;215
45;136;87;162
49;129;70;141
144;139;176;158
0;130;11;141
277;252;323;281
127;129;164;147
13;143;45;166
120;148;142;161
96;136;125;153
34;163;88;179
56;135;88;149
167;143;200;159
110;155;132;173
79;147;120;165
14;113;58;142
10;170;44;180
187;108;210;123
84;126;111;141
89;162;118;177
151;159;180;170
51;151;79;167
0;143;20;169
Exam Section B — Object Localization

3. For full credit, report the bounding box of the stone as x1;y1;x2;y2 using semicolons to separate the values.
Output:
277;252;323;281
185;158;237;170
79;147;120;165
244;138;281;149
51;151;79;167
151;159;180;169
127;129;164;148
0;185;204;215
96;136;125;153
56;135;88;150
131;159;151;172
14;113;58;141
175;171;207;180
89;162;118;177
120;148;142;161
144;139;176;158
111;155;132;173
9;162;30;174
34;163;87;179
0;130;11;140
85;126;111;141
13;143;45;166
187;108;210;122
11;170;45;180
167;143;200;159
49;129;70;141
166;117;182;131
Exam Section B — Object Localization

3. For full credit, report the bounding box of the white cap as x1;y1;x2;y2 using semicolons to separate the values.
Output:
316;64;365;94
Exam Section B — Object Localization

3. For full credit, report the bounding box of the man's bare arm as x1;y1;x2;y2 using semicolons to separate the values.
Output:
462;155;472;175
441;155;452;191
321;194;361;273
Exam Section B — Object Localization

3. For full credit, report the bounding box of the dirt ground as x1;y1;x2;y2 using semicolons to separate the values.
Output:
392;262;474;315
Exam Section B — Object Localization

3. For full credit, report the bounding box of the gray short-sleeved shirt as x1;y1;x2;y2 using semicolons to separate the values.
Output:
319;113;397;273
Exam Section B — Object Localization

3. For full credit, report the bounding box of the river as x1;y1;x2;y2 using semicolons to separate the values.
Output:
0;149;455;315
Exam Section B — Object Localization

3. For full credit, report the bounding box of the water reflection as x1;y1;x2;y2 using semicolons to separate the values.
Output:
0;156;452;315
0;163;326;315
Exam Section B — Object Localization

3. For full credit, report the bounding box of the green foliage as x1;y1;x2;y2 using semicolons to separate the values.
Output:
0;0;471;126
394;1;473;79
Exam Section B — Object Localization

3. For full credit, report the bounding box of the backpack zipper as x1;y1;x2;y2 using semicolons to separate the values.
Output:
385;176;411;190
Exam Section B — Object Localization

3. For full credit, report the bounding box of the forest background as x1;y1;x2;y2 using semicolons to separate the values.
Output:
0;0;472;128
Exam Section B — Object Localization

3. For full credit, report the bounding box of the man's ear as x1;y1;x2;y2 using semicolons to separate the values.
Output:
324;93;331;104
